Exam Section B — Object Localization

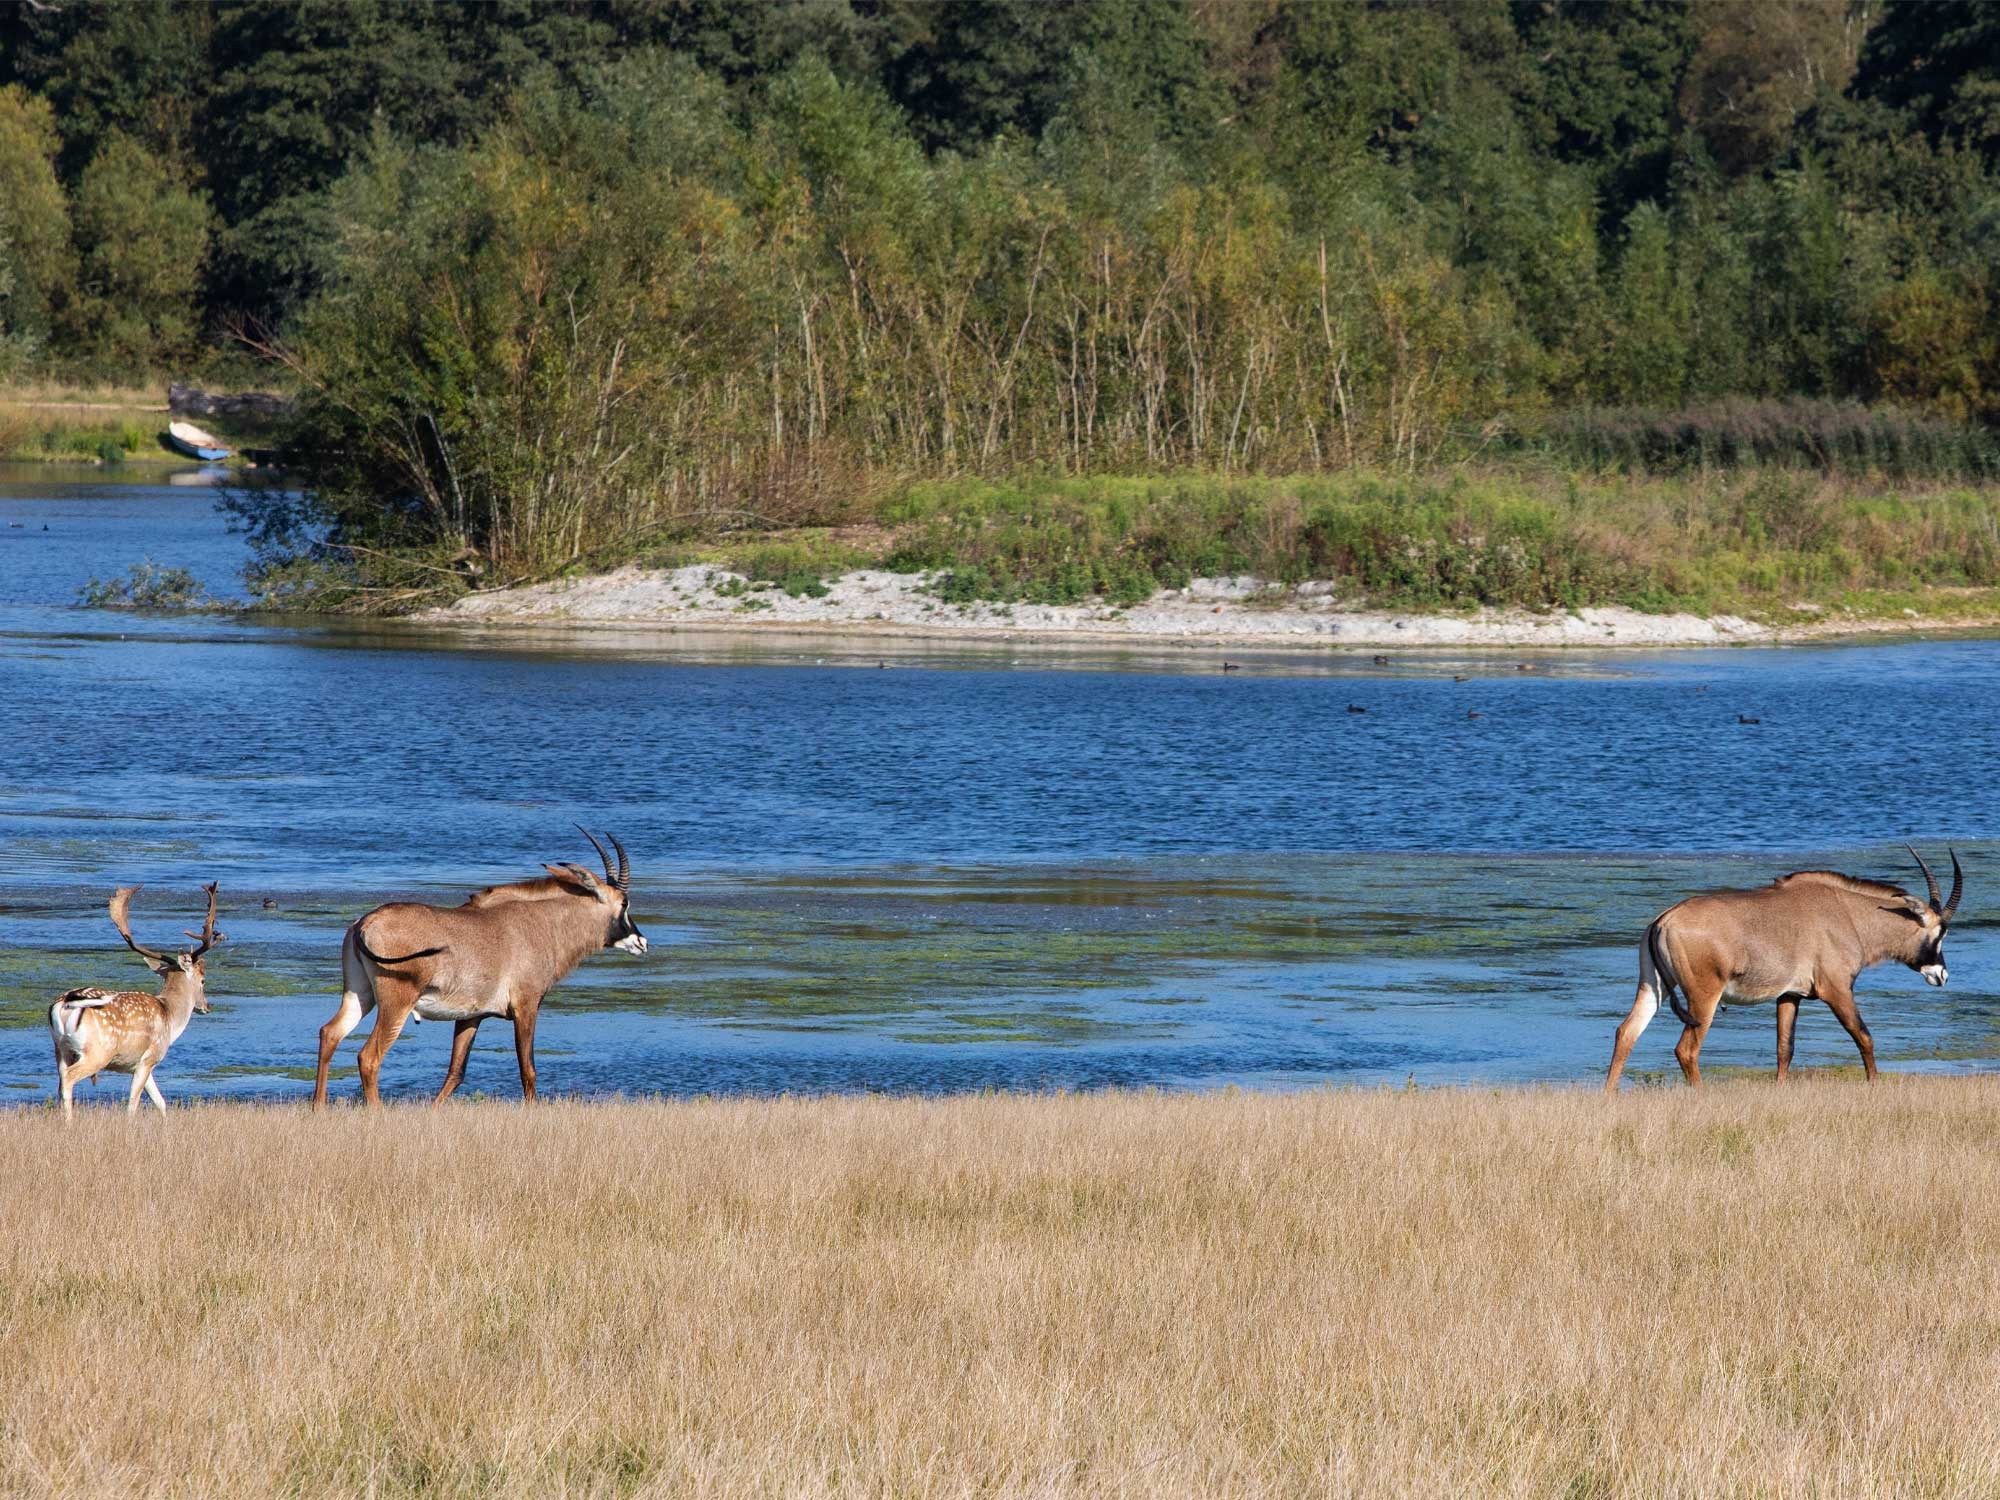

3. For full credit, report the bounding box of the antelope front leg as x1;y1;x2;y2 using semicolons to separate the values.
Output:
1775;998;1799;1082
512;1000;540;1104
1820;986;1877;1081
433;1018;481;1107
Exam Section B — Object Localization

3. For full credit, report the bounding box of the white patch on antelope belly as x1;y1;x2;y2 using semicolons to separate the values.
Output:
1720;980;1803;1008
414;992;491;1022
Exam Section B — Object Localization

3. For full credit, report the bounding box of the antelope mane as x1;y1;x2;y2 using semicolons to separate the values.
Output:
1770;870;1918;904
463;876;591;910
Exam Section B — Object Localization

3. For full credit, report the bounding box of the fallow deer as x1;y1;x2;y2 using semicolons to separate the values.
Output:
48;883;223;1118
1605;846;1963;1091
311;830;646;1107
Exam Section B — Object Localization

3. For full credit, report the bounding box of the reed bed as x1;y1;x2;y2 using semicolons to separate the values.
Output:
6;1081;2000;1496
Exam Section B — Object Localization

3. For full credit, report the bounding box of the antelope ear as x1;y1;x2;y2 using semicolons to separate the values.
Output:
1878;903;1925;921
544;863;604;896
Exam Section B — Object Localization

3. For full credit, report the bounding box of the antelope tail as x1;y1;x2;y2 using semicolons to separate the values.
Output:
354;928;447;968
1648;920;1692;1027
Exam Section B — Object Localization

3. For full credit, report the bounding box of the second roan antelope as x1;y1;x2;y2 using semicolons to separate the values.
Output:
1605;846;1963;1091
48;883;223;1118
312;830;646;1107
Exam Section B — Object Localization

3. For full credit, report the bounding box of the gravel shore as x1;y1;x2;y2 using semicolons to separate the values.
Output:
423;564;1786;649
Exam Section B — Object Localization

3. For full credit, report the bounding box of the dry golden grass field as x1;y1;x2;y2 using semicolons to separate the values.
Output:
7;1081;2000;1497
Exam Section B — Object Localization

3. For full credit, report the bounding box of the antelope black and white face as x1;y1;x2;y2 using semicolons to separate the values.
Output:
561;828;646;956
1897;847;1963;988
608;894;647;955
1911;910;1949;987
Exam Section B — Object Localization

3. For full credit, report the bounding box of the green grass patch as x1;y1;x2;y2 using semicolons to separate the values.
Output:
870;469;2000;616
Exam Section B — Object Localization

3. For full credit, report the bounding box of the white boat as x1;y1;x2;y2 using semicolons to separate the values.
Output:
165;421;231;461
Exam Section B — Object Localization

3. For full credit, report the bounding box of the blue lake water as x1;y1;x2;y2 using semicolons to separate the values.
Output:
3;463;1997;1104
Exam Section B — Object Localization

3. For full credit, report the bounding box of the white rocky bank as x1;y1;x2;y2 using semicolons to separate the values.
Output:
423;564;1777;649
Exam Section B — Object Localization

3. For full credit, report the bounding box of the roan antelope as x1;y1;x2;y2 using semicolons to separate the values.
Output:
48;883;223;1118
312;830;646;1107
1605;846;1963;1091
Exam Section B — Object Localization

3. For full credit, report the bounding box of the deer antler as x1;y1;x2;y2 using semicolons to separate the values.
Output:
109;886;172;964
181;881;223;958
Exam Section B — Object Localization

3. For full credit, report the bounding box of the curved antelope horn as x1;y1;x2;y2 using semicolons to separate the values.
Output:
609;833;629;893
182;881;223;958
1908;845;1944;912
1943;849;1964;924
108;886;171;964
576;825;617;889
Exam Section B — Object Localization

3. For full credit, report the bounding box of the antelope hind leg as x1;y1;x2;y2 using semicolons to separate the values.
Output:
1605;943;1664;1093
355;983;416;1107
1673;983;1725;1088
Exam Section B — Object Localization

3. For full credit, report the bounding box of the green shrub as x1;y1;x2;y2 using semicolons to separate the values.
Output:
78;562;214;609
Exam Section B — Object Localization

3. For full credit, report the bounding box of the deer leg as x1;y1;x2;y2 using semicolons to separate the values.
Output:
1819;986;1877;1081
1775;998;1799;1081
57;1059;84;1121
126;1063;152;1115
433;1019;481;1107
512;1000;540;1104
144;1074;167;1115
355;989;414;1107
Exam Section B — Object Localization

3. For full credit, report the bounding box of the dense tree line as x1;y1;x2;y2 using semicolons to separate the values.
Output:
4;1;1999;576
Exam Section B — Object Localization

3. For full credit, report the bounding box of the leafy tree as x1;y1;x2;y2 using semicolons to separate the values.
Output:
1853;0;2000;162
1678;0;1861;174
0;0;212;177
0;84;73;345
1867;263;2000;422
1512;0;1697;211
65;133;212;367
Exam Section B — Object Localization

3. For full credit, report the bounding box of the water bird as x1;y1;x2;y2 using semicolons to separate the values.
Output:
1516;662;1534;672
1738;714;1761;724
1347;703;1367;714
1371;655;1389;665
1467;710;1483;719
262;898;278;910
1452;674;1469;682
1221;661;1240;673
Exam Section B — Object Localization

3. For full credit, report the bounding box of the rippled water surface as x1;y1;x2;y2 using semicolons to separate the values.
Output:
4;465;1997;1103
